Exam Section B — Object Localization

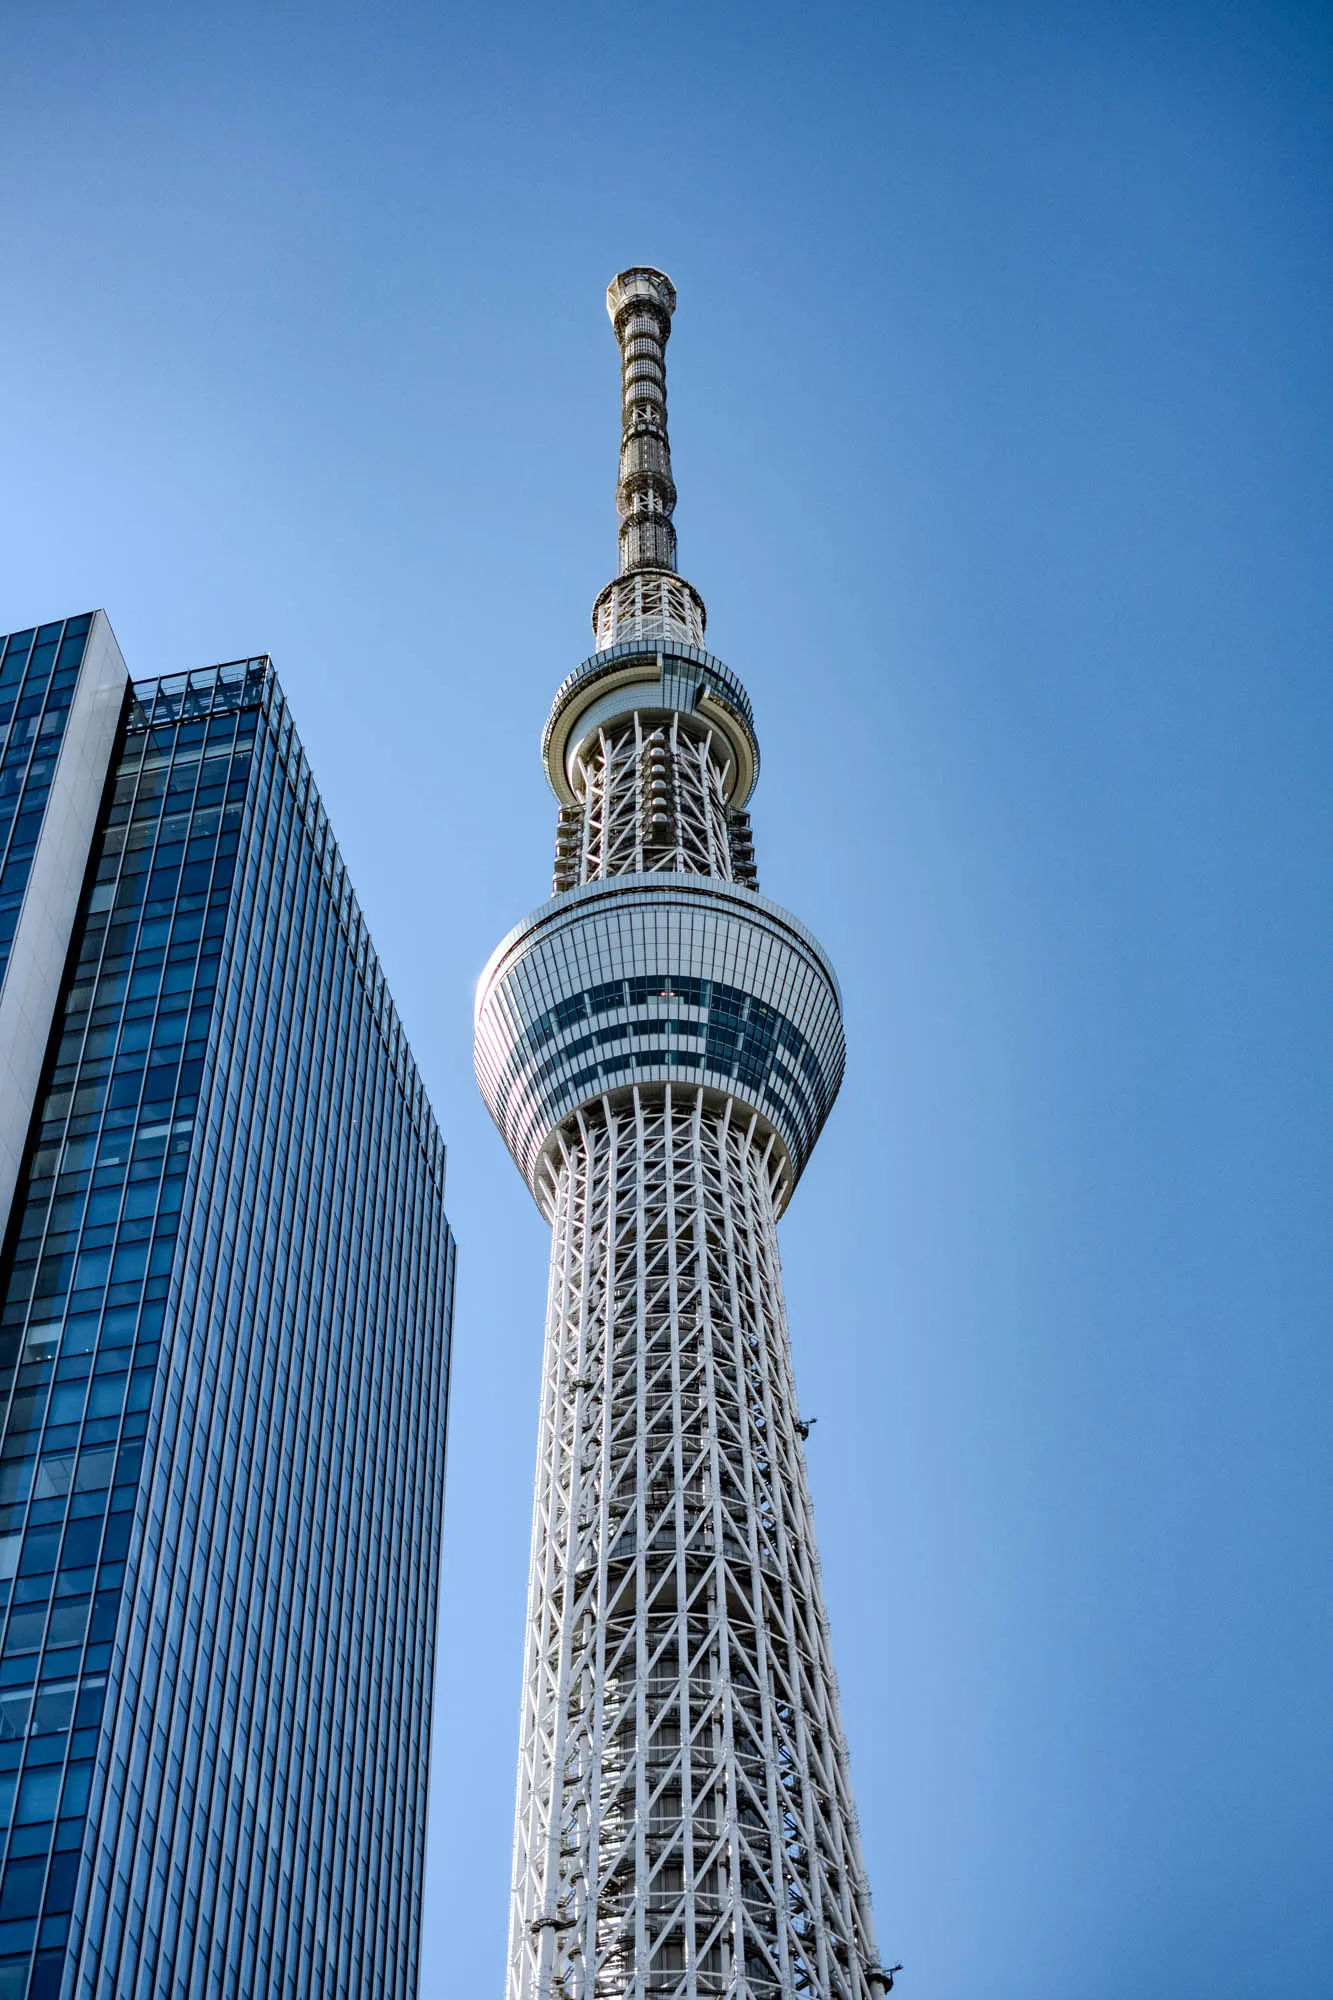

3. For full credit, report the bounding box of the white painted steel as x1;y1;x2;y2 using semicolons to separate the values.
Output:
569;715;736;888
592;573;706;653
484;269;888;2000
505;1095;883;2000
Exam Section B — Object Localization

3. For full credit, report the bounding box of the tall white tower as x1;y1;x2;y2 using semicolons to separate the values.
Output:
477;270;891;2000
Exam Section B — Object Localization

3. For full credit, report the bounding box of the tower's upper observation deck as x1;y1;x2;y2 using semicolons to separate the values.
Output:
541;641;758;807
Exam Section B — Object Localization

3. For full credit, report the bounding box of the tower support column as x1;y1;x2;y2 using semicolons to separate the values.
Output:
505;1091;879;2000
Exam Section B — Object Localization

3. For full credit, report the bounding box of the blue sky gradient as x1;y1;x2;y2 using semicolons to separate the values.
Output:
2;3;1331;1995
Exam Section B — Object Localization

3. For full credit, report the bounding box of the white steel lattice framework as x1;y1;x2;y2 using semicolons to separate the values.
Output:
477;270;894;2000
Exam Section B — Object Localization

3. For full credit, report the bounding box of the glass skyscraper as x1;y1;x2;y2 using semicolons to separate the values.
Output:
0;613;453;1999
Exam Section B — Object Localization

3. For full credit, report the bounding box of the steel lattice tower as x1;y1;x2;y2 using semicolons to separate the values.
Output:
477;270;892;2000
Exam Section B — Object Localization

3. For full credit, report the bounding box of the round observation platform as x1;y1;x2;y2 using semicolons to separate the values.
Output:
541;642;759;808
475;873;844;1217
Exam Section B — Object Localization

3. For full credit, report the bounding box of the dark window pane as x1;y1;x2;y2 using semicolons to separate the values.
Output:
0;1858;43;1918
15;1767;60;1822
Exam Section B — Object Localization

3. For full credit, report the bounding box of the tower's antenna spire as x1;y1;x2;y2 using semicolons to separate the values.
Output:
591;267;707;652
607;266;679;575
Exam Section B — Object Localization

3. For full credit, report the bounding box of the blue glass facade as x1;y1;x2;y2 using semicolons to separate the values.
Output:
0;620;90;991
0;640;453;1999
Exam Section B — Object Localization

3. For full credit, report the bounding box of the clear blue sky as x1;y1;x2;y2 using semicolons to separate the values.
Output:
3;3;1331;1994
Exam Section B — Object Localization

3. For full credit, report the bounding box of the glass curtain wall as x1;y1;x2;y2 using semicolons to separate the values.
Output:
0;658;453;2000
0;620;92;989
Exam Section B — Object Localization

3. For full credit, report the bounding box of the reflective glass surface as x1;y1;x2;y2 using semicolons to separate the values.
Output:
0;620;91;993
0;655;453;1999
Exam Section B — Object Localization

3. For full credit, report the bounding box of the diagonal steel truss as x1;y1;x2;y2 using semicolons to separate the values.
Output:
507;1091;881;2000
554;715;739;892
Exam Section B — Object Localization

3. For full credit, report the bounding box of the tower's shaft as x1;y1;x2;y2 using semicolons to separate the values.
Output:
508;1094;880;2000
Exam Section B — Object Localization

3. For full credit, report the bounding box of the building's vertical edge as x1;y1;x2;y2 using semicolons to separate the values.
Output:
414;1218;457;1965
0;615;127;1224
